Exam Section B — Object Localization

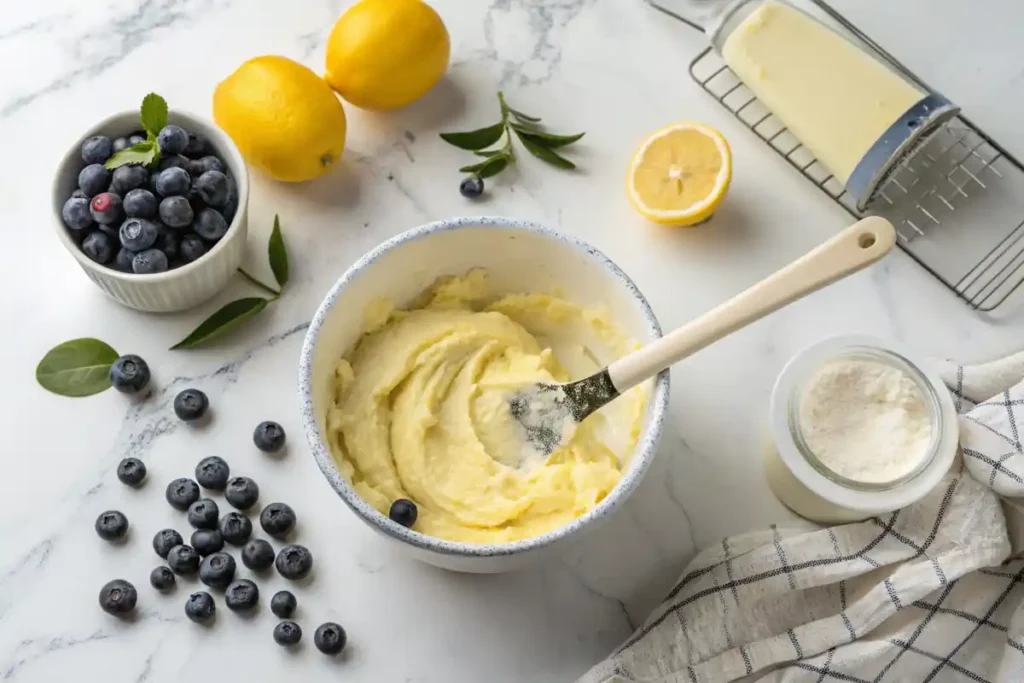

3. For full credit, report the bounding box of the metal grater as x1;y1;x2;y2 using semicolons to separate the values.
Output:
650;0;1024;311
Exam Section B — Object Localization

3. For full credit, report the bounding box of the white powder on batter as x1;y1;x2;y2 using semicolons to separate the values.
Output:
797;358;933;484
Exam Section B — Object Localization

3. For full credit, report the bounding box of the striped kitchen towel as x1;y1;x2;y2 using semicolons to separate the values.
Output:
579;350;1024;683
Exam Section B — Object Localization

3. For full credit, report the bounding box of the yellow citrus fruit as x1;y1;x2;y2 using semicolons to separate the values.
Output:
626;122;732;226
213;56;347;183
324;0;450;111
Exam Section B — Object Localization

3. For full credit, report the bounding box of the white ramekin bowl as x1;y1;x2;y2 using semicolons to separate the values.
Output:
51;110;249;312
299;217;670;573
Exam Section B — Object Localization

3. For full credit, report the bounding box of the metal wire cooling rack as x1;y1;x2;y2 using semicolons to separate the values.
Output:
681;0;1024;311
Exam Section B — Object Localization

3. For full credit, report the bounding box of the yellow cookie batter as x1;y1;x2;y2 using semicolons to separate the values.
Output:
325;270;647;543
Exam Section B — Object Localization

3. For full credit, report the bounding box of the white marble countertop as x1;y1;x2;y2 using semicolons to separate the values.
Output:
4;0;1024;680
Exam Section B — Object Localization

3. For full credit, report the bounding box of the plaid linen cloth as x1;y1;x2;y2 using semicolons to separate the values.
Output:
580;351;1024;683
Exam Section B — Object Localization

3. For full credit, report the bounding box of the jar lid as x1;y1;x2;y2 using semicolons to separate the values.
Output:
770;335;959;513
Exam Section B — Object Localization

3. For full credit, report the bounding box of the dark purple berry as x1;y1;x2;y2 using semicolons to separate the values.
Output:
132;248;169;274
82;231;114;264
82;135;113;165
157;125;189;155
99;579;137;616
89;192;123;225
78;164;111;197
110;355;151;393
62;197;93;232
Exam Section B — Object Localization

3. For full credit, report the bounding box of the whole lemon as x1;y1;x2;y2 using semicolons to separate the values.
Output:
324;0;450;111
213;56;347;182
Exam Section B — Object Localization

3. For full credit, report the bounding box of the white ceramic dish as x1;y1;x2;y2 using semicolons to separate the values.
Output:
51;110;249;313
299;217;671;573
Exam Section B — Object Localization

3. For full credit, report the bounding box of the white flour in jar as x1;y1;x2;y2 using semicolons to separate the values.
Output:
797;358;933;483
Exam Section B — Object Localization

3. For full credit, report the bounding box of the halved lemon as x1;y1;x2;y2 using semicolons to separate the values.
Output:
626;122;732;226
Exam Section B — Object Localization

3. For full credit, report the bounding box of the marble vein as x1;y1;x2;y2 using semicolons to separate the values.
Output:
1;0;223;119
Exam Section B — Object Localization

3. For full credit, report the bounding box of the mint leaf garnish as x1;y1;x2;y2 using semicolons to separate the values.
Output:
105;140;160;170
140;93;168;138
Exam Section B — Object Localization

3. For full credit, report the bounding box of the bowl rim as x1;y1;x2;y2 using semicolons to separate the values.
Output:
298;216;671;558
51;108;249;283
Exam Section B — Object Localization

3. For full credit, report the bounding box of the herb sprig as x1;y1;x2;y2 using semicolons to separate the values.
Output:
440;92;584;185
36;216;292;396
171;215;289;349
104;93;168;170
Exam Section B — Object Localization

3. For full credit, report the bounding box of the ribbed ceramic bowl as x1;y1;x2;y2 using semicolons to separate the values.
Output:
51;110;249;312
299;217;671;573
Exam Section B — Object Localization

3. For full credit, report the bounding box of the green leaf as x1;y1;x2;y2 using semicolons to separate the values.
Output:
473;148;506;158
459;154;510;179
512;127;585;149
515;131;576;169
36;338;119;397
268;214;288;289
509;107;542;123
140;93;168;137
171;298;270;350
105;141;160;170
440;121;506;151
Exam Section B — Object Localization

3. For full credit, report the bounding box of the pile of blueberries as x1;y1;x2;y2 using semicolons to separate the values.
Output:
61;125;237;274
95;379;347;655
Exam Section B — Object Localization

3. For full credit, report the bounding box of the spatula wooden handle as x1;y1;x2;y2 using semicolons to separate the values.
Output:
607;217;897;393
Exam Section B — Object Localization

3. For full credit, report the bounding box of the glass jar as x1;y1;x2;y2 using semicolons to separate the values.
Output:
765;336;959;524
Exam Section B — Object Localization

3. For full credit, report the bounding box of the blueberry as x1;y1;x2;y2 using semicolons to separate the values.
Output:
78;164;110;197
89;192;122;225
82;135;113;165
113;248;136;272
193;207;228;242
157;125;189;155
199;552;236;588
82;231;114;264
155;166;191;198
274;621;302;647
132;248;169;274
128;133;146;146
195;456;230;490
118;217;158;251
153;529;184;558
260;502;296;539
223;178;238;223
190;529;223;556
116;456;147;486
389;499;418;528
150;566;176;591
183;132;207;158
225;476;259;510
275;544;313;580
185;591;216;623
224;579;259;611
71;189;88;200
156;225;180;262
189;155;226;178
123;189;158;218
96;222;120;241
166;544;201;575
253;421;286;453
270;590;297;618
108;355;151;394
166;477;201;511
158;154;190;173
460;176;484;198
62;197;93;232
179;233;207;263
313;623;347;655
111;165;149;195
173;388;208;421
188;498;219;529
95;510;129;541
159;196;193;229
218;511;253;545
193;170;230;207
241;539;275;571
99;579;138;616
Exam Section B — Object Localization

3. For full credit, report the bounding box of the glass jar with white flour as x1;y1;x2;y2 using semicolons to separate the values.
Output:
765;336;960;524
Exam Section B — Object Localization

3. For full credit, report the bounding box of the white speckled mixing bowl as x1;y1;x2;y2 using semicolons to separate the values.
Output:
298;217;670;573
